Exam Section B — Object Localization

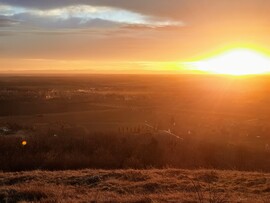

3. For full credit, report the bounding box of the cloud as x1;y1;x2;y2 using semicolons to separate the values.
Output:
0;17;19;27
0;4;26;16
13;14;124;29
1;0;270;64
0;1;189;22
1;0;270;29
27;5;149;25
1;0;269;18
0;3;182;30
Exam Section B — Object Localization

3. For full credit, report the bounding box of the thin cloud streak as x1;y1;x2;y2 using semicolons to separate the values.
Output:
0;4;182;29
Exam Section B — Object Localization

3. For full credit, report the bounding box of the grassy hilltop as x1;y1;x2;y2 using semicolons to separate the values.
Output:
1;169;270;203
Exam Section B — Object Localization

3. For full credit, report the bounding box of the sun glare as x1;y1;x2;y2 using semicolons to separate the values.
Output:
187;49;270;75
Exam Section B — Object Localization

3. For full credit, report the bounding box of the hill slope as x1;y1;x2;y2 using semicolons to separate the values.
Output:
1;169;270;202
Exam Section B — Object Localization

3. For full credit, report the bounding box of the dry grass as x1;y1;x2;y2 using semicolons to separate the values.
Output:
0;169;270;202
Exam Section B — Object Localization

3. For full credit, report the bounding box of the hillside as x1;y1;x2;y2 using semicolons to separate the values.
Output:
1;169;269;202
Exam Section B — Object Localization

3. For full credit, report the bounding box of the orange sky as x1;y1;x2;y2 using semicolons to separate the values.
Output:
1;0;270;73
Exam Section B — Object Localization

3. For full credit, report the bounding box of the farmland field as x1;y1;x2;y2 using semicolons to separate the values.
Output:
1;75;270;202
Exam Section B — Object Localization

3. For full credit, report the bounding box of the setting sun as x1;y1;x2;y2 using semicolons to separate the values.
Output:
3;1;270;201
187;49;270;75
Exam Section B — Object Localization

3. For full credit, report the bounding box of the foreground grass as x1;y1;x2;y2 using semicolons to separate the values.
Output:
0;169;270;202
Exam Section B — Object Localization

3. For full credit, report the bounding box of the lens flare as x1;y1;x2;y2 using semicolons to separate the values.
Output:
22;141;27;146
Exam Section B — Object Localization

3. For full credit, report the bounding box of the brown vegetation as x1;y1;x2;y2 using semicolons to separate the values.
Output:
1;75;270;202
1;130;270;172
1;169;269;202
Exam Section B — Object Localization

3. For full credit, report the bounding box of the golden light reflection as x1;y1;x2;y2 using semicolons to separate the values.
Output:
22;141;27;146
185;48;270;75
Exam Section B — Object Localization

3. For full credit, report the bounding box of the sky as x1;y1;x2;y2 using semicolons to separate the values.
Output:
1;0;270;74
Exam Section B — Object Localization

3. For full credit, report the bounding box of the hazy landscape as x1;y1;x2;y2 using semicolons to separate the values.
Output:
2;0;270;201
1;75;270;202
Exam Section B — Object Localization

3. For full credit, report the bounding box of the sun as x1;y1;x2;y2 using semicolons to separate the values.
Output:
186;49;270;75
